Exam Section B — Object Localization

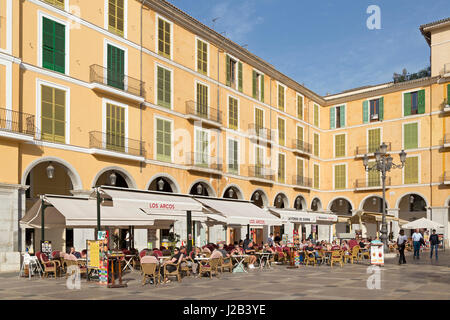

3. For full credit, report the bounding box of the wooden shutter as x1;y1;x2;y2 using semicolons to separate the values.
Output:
404;123;418;150
314;164;319;189
260;75;265;103
417;89;425;114
368;161;380;187
335;134;345;157
340;105;345;127
226;56;231;87
109;0;124;37
297;96;303;120
197;40;207;75
42;17;65;73
278;85;284;110
297;126;303;143
107;44;125;90
330;107;335;129
255;108;263;133
297;158;304;178
158;18;170;58
156;118;171;162
314;105;319;127
43;0;65;10
314;133;319;156
404;93;411;116
238;62;243;92
334;165;346;189
404;157;419;184
228;97;238;130
278;118;285;146
157;66;171;108
368;128;381;153
196;83;208;117
363;100;369;123
447;84;450;104
252;70;257;99
106;103;125;152
41;85;65;143
278;153;285;183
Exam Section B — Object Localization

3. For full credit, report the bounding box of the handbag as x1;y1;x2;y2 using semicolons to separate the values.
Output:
420;237;425;246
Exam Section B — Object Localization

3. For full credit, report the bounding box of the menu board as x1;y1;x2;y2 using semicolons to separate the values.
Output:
370;243;384;266
97;231;109;285
87;240;100;269
40;240;52;255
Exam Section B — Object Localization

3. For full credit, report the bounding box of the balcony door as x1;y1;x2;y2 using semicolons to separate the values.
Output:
107;44;125;90
106;103;125;152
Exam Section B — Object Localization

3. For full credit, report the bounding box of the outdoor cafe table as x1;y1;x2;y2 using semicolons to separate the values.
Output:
254;252;272;270
157;256;171;264
122;254;136;272
231;255;249;273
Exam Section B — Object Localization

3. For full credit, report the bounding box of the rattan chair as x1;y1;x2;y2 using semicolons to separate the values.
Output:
330;250;343;267
141;263;160;286
304;250;317;266
40;254;60;278
163;261;182;283
219;256;233;273
345;246;360;264
198;258;220;278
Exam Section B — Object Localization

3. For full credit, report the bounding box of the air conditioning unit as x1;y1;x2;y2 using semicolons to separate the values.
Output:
370;114;379;120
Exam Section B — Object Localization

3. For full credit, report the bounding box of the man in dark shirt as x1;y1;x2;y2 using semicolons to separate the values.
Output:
243;234;251;250
274;233;282;244
429;230;440;260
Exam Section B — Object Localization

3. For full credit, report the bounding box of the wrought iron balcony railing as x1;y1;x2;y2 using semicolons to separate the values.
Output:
89;64;145;98
355;142;391;156
0;108;35;136
248;124;271;141
185;152;222;171
89;131;146;157
248;165;275;181
354;176;391;189
185;101;222;124
292;176;312;188
292;139;312;154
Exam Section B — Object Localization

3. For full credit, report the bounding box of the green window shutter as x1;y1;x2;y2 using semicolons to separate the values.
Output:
447;84;450;104
314;164;319;189
335;134;345;157
297;96;303;120
107;44;125;90
314;133;319;156
278;153;285;183
252;70;257;99
314;105;319;127
329;107;335;129
156;118;171;162
42;17;65;73
363;100;369;123
228;97;238;130
157;66;171;108
278;85;284;110
368;161;380;187
108;0;124;37
417;89;425;114
41;85;65;143
404;157;419;184
404;123;418;150
340;105;345;127
368;128;381;153
228;140;238;173
297;158;304;178
334;165;346;189
379;97;384;121
404;93;411;116
238;62;243;92
197;40;208;75
106;103;125;152
196;83;208;117
225;55;231;87
278;118;285;146
158;18;170;58
255;108;263;132
260;75;265;103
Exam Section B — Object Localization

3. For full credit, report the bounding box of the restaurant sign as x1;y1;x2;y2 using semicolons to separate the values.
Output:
249;219;265;225
147;201;177;210
288;216;316;223
316;214;338;222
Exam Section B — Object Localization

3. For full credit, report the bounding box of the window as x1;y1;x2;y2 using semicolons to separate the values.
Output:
314;104;319;127
41;85;65;143
330;105;345;129
107;44;125;90
368;160;380;187
278;153;285;183
157;66;171;108
278;118;285;146
335;134;346;157
108;0;125;37
228;96;238;130
255;146;264;177
404;90;425;116
363;98;384;123
226;55;242;92
278;84;285;111
404;156;419;184
297;126;304;144
197;39;208;75
368;128;381;153
195;129;209;166
158;17;171;58
313;164;319;189
196;83;208;117
297;158;304;177
252;70;264;102
313;133;319;157
42;0;65;10
228;139;239;174
42;17;65;73
297;95;304;120
404;122;418;150
370;99;379;121
106;103;125;152
156;118;171;162
334;164;346;189
447;84;450;105
255;108;264;136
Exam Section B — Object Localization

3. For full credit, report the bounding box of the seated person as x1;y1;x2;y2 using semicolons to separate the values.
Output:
188;247;203;275
348;238;358;249
202;246;211;256
244;241;257;269
81;249;87;259
69;247;81;259
230;243;244;256
330;241;341;251
216;243;231;261
305;241;319;258
141;250;158;264
263;243;275;253
160;246;185;283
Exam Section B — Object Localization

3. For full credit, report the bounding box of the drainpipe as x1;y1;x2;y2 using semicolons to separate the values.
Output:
429;81;432;221
139;0;148;173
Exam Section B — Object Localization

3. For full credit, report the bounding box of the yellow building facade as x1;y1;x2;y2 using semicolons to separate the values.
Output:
0;0;449;270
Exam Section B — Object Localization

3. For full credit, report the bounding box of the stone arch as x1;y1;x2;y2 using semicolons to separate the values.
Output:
359;194;390;211
395;192;429;209
327;196;355;212
293;195;307;210
188;179;216;197
221;184;244;200
250;189;269;208
91;166;137;189
146;173;181;193
22;156;83;190
310;197;322;211
273;192;289;209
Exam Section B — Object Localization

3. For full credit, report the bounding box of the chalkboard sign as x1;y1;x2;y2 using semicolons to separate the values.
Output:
40;240;52;255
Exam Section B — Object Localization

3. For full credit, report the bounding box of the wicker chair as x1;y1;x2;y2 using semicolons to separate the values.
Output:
304;250;317;266
162;261;182;283
330;250;343;267
219;256;233;273
359;247;370;261
40;253;60;278
198;258;220;279
345;246;360;264
180;256;193;277
141;263;160;286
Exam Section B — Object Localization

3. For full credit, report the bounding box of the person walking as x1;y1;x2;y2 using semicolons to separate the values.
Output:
429;229;439;261
397;230;408;265
267;233;274;247
412;228;423;259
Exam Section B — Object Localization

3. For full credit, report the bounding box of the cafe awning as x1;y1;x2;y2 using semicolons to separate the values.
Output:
193;197;282;226
269;208;317;224
341;210;400;224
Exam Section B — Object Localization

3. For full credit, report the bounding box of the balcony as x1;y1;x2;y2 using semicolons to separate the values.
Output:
291;139;312;156
89;65;145;103
185;101;222;128
354;176;391;191
442;100;450;113
292;176;312;189
89;131;146;161
443;63;450;78
355;142;391;158
0;108;35;142
248;124;272;145
248;165;274;184
441;171;450;185
442;133;450;148
185;152;222;175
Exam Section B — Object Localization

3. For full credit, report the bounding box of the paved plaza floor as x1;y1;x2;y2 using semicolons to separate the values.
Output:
0;251;448;300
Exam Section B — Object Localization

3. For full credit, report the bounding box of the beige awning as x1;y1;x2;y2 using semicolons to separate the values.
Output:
345;210;400;224
194;197;282;226
269;208;317;223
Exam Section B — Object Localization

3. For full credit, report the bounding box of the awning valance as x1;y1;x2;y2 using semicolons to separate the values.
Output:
194;197;282;226
269;208;317;223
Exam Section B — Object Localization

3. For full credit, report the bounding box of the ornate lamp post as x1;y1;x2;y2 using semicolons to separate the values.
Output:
363;142;407;252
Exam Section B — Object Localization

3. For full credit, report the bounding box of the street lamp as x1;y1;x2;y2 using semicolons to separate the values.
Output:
196;183;203;195
109;171;117;186
46;162;55;179
157;179;165;191
228;188;234;198
254;192;260;201
363;144;407;253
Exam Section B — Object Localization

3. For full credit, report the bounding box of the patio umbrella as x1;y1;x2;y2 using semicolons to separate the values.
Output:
401;217;443;230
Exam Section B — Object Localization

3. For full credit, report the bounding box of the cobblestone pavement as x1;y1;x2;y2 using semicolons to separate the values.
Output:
0;251;448;300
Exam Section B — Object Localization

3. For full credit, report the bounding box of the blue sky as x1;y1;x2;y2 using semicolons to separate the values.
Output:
167;0;449;96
